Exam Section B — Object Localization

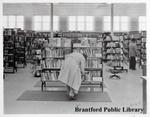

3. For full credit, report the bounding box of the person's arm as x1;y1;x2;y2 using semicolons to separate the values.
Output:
134;44;138;56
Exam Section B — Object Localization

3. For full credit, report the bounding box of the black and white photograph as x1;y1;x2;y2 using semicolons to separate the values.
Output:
1;0;148;116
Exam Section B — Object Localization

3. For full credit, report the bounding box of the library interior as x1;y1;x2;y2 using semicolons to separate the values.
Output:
3;2;147;114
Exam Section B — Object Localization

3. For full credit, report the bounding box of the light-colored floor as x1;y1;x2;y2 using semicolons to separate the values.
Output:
4;63;143;114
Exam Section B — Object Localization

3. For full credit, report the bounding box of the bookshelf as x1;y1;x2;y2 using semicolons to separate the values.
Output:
103;33;112;62
3;29;17;73
40;32;104;92
26;30;35;61
72;35;103;91
15;30;26;67
106;35;128;79
41;46;71;90
73;47;103;90
141;31;146;65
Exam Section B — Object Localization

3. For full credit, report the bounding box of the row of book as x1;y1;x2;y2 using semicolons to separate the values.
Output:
49;38;62;47
61;32;102;38
4;62;16;68
4;49;14;54
85;59;102;68
4;56;14;61
41;71;59;81
3;29;17;35
41;58;102;69
113;36;122;41
129;31;142;39
73;48;102;58
84;71;102;81
4;42;14;48
107;55;124;60
41;71;102;82
41;59;63;68
106;42;116;47
106;48;123;54
107;61;125;67
25;31;61;38
61;38;71;47
45;48;64;58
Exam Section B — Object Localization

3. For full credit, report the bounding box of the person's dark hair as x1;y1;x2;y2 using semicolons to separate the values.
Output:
82;53;88;60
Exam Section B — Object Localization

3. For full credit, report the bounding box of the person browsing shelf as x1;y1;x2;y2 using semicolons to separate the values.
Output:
58;52;87;100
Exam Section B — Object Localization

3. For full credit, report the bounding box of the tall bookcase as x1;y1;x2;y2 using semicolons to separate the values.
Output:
73;47;103;91
26;30;35;61
141;31;146;65
41;47;71;90
3;29;17;73
106;35;128;79
15;30;26;67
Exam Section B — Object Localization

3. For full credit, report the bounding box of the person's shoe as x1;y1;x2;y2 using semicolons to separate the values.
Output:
68;93;78;100
68;95;74;100
73;93;78;100
68;91;74;100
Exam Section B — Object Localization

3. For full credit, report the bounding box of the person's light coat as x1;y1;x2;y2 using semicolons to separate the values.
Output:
58;52;85;91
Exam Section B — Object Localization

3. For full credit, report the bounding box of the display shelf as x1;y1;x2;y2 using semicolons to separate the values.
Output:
105;35;128;79
72;37;103;91
40;34;104;92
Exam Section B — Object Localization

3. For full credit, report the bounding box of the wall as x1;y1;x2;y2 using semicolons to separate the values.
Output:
3;3;146;31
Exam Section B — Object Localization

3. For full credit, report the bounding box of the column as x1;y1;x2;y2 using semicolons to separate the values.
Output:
50;3;53;40
111;3;114;36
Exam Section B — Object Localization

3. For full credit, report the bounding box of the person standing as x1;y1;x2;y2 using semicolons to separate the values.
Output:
58;52;87;100
129;38;138;70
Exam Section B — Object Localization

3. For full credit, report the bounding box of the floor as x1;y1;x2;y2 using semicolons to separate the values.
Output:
4;63;143;114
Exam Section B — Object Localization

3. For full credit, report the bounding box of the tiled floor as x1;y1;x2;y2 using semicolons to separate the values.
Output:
4;63;143;114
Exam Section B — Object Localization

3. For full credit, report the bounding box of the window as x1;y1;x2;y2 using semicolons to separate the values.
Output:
85;16;94;31
68;16;94;31
3;16;7;28
43;16;50;31
113;16;120;31
69;16;76;31
114;16;129;32
8;16;16;28
34;16;42;31
120;16;129;31
103;16;111;32
104;16;129;32
33;16;59;31
77;16;85;31
16;16;24;29
3;16;24;29
53;16;59;31
139;16;146;31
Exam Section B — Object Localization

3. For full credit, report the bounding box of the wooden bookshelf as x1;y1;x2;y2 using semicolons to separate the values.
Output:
40;33;104;92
